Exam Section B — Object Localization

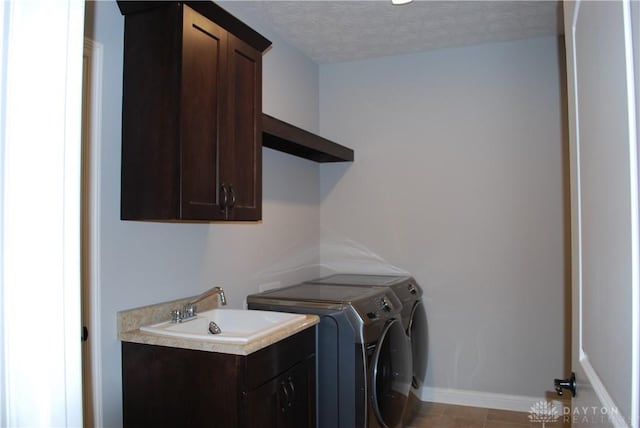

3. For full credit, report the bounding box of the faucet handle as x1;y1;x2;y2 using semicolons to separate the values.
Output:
184;303;196;318
170;309;182;323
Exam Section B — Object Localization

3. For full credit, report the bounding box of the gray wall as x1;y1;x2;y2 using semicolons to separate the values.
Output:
318;36;568;399
85;2;321;426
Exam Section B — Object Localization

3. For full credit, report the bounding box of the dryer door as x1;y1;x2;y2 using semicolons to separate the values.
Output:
372;318;412;428
408;300;428;389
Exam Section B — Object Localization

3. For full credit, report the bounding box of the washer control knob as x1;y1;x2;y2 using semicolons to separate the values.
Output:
367;311;378;319
408;283;417;295
380;297;392;312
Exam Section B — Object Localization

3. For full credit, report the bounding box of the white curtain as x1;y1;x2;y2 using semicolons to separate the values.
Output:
1;0;85;426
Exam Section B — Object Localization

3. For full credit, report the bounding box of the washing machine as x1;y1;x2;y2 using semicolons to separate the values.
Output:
247;282;412;428
306;274;428;425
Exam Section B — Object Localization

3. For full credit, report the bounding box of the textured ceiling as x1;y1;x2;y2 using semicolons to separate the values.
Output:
226;1;564;63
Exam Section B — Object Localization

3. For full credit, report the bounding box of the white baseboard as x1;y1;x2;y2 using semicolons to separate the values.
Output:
419;386;567;414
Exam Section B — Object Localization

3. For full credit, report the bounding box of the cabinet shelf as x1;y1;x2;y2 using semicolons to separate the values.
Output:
262;114;354;163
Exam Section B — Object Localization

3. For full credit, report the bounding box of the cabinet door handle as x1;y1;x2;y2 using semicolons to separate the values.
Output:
220;183;229;219
280;381;291;412
287;377;295;406
220;183;228;209
228;183;236;209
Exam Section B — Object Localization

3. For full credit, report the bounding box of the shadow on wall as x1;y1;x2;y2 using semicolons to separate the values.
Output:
320;162;351;202
252;227;411;290
317;228;410;277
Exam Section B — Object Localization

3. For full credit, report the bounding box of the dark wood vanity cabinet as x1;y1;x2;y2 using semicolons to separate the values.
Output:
122;327;316;428
119;2;268;221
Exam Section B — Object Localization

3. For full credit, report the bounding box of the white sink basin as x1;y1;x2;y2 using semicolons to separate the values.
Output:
140;309;306;344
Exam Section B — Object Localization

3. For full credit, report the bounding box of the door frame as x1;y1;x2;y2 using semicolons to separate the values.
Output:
82;36;104;428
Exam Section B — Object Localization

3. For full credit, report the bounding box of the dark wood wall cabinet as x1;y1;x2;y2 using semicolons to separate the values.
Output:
118;2;271;221
122;328;316;428
262;114;355;163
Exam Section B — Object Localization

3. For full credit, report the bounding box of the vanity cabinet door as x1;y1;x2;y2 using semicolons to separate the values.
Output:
122;343;241;428
243;356;315;428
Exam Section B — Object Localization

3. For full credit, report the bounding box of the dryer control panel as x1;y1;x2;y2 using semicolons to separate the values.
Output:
356;291;402;326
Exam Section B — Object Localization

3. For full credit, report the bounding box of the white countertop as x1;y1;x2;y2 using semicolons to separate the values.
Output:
117;296;318;356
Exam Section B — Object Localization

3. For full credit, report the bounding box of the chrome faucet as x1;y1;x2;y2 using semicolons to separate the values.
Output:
171;286;227;323
189;286;227;307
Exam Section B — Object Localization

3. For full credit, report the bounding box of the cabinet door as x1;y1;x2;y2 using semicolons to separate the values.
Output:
180;5;227;220
221;33;262;221
243;358;315;428
122;342;241;428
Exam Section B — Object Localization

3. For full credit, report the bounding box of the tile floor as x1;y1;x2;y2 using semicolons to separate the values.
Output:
407;402;570;428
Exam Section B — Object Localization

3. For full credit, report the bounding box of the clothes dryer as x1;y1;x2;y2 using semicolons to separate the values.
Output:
306;274;428;425
247;282;412;428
